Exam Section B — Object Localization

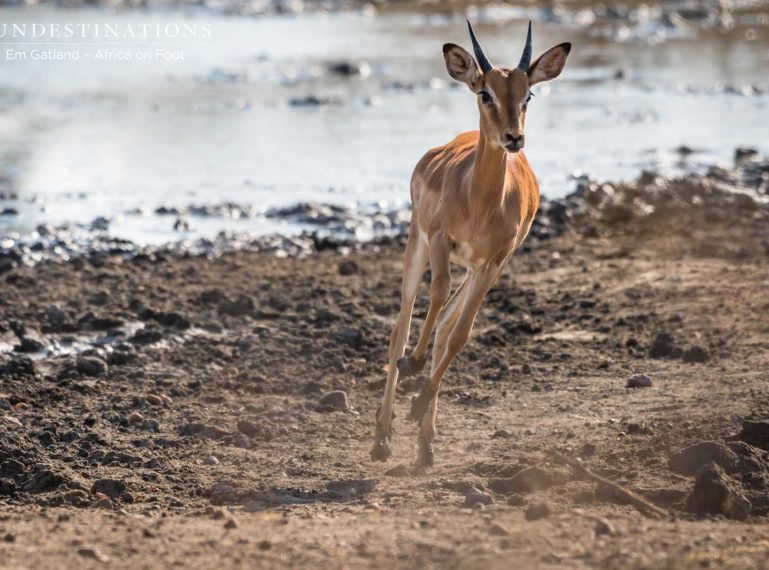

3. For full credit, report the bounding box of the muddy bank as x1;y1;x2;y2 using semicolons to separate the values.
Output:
2;147;766;271
1;152;769;567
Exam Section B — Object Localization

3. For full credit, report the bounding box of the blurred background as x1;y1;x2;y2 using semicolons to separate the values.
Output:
0;0;767;245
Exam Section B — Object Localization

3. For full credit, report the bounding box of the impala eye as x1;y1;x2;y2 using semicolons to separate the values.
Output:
480;91;493;105
522;92;532;111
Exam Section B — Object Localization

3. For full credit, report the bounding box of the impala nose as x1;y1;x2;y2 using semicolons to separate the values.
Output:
504;132;524;152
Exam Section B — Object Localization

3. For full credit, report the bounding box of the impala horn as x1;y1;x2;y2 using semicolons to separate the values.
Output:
517;21;533;71
467;20;493;73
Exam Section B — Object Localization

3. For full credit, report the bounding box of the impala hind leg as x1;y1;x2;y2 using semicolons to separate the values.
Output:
412;277;467;470
409;267;499;425
397;235;451;379
370;226;428;462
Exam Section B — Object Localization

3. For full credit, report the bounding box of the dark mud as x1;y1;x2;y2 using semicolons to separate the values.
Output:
1;152;769;568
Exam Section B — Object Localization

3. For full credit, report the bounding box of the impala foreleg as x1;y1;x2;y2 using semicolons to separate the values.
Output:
370;228;428;462
409;267;498;424
397;236;451;379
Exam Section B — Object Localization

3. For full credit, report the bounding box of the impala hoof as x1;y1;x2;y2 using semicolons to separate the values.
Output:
397;355;426;378
413;444;434;471
407;390;433;423
370;439;392;463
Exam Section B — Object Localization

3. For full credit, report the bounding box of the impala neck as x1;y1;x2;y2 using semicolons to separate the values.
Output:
470;131;509;205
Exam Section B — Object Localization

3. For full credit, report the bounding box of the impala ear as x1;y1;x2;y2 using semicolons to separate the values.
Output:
528;42;571;86
443;43;482;93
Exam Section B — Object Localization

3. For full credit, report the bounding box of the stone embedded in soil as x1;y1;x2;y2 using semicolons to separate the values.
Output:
668;441;740;476
0;478;17;496
146;394;163;406
22;469;64;493
686;461;751;520
729;420;769;452
594;517;617;536
129;328;164;345
525;502;552;521
76;356;108;377
489;466;557;494
317;390;349;411
649;333;681;359
464;489;494;508
384;464;409;478
91;478;127;499
489;523;509;536
338;260;359;275
14;335;45;353
127;411;145;424
335;328;363;348
626;373;653;389
682;345;710;363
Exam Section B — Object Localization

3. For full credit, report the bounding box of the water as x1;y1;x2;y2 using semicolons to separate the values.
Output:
1;4;768;245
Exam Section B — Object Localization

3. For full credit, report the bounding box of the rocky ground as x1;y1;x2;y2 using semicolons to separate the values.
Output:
1;155;769;568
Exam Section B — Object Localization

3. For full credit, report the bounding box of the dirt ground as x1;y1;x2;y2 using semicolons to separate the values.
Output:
2;175;769;568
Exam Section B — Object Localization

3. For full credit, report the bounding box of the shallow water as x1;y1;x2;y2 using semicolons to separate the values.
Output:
0;4;768;244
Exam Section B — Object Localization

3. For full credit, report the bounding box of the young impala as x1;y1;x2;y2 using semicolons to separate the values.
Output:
370;21;571;468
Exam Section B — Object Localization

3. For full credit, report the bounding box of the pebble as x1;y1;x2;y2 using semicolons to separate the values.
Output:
91;478;126;498
682;345;710;363
338;260;359;275
77;547;109;562
525;502;552;521
464;489;494;508
594;517;616;536
317;390;349;411
224;518;238;529
203;456;220;465
626;374;653;389
384;464;409;477
127;411;145;424
77;356;108;377
489;523;509;536
146;394;163;406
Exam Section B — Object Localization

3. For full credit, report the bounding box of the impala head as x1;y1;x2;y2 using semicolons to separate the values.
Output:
443;21;571;153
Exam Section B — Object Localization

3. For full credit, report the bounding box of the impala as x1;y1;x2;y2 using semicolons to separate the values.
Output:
370;21;571;468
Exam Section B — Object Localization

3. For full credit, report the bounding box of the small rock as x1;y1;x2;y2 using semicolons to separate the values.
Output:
682;345;710;364
626;374;653;389
489;466;556;494
686;461;751;520
336;328;363;348
146;394;163;406
521;363;532;374
22;469;63;493
525;501;552;521
338;260;359;275
668;441;740;476
489;523;509;536
507;494;526;507
317;390;348;411
0;478;17;496
203;456;220;466
91;478;126;499
127;411;145;424
224;518;238;529
464;490;494;508
649;333;681;359
77;356;108;377
78;547;109;562
385;464;409;477
492;429;513;439
258;540;272;550
594;517;616;536
735;147;758;163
